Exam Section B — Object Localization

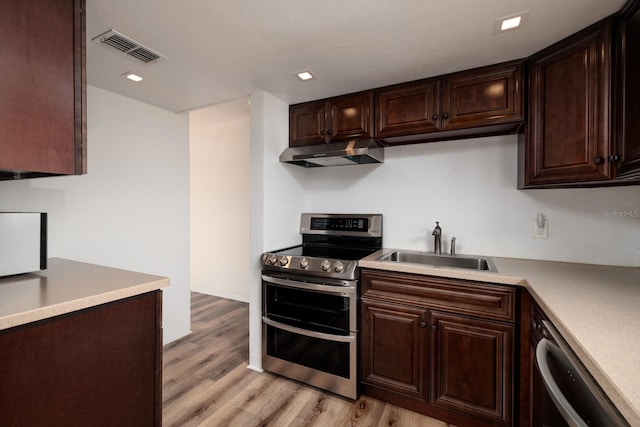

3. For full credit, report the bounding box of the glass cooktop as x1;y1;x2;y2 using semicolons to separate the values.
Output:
270;245;378;261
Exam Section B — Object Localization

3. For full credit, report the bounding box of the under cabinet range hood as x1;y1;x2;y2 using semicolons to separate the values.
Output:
279;139;384;167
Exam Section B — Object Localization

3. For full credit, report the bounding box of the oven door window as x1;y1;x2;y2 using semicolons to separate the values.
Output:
265;323;351;379
264;283;350;335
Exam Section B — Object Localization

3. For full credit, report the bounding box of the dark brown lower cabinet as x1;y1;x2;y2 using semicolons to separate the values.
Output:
430;311;513;425
360;269;516;427
0;291;162;427
361;300;428;402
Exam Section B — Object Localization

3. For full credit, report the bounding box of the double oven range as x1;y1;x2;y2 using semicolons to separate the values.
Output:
261;213;382;399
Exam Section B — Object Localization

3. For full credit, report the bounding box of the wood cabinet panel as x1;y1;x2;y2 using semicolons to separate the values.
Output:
362;269;515;322
375;79;441;138
0;0;86;179
361;299;428;401
429;311;513;426
360;269;516;426
522;19;613;187
0;291;162;426
329;91;374;142
289;91;373;147
289;100;327;146
375;61;523;145
616;0;640;178
441;61;523;131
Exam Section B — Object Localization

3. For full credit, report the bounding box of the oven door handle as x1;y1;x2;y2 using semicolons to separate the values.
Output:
536;338;588;427
262;316;356;343
262;274;356;296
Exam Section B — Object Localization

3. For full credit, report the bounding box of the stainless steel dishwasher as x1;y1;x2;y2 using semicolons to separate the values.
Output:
531;318;629;426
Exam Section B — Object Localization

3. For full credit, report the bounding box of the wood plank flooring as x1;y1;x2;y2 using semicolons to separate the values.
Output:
162;292;450;427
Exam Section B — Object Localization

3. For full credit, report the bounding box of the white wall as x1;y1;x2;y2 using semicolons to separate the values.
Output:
248;91;305;370
190;98;251;301
0;85;191;344
301;136;640;267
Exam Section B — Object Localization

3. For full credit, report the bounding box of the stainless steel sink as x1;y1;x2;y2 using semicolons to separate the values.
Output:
377;251;497;272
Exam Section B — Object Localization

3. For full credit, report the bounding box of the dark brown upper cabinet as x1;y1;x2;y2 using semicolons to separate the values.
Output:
521;4;640;189
614;0;640;179
375;61;524;145
0;0;86;180
289;91;374;147
520;19;613;188
374;78;441;140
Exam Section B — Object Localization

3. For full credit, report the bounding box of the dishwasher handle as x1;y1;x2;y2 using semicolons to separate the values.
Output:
536;337;588;427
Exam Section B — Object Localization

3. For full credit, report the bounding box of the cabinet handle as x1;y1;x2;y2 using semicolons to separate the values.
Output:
419;310;429;328
431;113;438;121
608;155;620;162
320;130;326;136
327;129;333;135
442;112;450;120
593;157;604;164
431;324;437;331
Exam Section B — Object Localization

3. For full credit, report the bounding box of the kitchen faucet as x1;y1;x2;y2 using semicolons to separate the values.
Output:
432;221;442;254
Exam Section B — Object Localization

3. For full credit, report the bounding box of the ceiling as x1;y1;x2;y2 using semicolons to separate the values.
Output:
86;0;626;113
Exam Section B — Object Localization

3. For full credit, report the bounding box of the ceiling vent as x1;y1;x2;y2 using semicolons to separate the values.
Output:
91;29;167;64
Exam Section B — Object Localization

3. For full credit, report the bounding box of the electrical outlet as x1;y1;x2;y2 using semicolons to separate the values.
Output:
533;220;548;239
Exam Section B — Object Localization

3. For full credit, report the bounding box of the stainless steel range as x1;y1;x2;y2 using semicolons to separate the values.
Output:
261;213;382;399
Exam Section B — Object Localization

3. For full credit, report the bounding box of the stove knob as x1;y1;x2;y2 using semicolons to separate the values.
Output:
334;261;345;272
320;260;331;271
278;256;289;266
300;258;309;269
266;255;278;265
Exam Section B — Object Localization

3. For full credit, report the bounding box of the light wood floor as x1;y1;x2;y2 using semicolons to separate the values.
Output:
162;292;451;427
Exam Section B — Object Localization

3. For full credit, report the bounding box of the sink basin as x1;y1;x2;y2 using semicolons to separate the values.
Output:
377;251;497;272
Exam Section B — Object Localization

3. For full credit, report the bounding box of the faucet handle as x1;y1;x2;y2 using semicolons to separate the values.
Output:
432;221;441;235
450;237;456;256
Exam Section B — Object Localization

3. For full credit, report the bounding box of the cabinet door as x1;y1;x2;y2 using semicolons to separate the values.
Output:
0;0;85;178
523;20;612;186
616;0;640;178
375;79;441;140
441;61;523;131
361;299;428;401
430;311;513;426
328;91;374;142
289;100;328;147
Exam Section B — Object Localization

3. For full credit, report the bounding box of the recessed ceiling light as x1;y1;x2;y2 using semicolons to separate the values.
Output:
297;71;315;81
120;72;143;82
501;16;521;31
494;10;530;34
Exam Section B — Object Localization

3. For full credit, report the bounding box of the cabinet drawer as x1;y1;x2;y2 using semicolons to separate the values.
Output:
361;269;515;323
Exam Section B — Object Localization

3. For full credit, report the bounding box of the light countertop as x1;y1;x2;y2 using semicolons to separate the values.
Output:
0;258;169;331
360;249;640;425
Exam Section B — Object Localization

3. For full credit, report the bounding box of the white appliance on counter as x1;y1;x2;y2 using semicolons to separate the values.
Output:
0;212;47;277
